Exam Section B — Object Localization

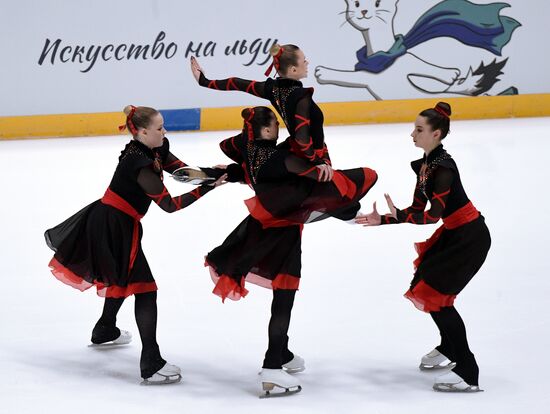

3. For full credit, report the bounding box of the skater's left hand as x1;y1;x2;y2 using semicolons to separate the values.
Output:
190;56;204;82
384;193;397;219
316;164;334;182
212;164;227;169
355;202;381;226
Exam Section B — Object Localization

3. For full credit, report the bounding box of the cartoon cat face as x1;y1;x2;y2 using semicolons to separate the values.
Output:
344;0;398;31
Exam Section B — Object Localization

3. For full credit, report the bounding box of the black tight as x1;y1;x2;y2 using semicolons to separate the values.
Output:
262;289;296;369
430;306;479;385
91;291;165;378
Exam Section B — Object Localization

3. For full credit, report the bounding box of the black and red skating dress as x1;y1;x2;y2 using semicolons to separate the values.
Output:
206;133;377;301
199;73;374;220
45;138;214;298
381;145;491;312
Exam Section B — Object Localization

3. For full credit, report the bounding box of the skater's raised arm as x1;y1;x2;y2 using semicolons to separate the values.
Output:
191;56;267;98
138;166;225;213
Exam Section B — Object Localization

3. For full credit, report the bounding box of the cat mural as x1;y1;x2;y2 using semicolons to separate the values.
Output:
315;0;521;99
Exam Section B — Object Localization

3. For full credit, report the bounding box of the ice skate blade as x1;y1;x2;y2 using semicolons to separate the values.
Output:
140;374;182;386
282;366;305;374
88;342;130;349
172;167;215;185
260;383;302;399
419;361;456;371
433;383;483;393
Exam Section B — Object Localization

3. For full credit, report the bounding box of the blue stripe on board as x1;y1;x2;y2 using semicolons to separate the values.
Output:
160;108;200;131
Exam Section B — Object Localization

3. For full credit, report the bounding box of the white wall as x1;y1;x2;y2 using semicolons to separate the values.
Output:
1;0;548;116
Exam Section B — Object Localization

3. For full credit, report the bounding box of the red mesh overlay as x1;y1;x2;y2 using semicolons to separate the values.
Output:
404;280;456;312
207;263;299;303
49;258;157;298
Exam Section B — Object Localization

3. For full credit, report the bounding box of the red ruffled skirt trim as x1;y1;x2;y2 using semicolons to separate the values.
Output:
49;257;157;298
404;280;456;312
206;260;300;303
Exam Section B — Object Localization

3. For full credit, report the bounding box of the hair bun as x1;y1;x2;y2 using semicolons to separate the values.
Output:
269;44;282;57
435;102;452;117
241;108;252;120
123;105;135;116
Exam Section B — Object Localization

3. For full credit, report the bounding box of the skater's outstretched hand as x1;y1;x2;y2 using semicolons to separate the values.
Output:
316;164;334;182
355;202;381;226
208;173;228;187
384;193;397;219
190;56;204;82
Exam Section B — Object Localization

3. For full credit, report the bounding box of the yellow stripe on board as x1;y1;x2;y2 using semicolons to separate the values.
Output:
0;112;127;140
201;93;550;131
320;93;550;125
1;94;549;139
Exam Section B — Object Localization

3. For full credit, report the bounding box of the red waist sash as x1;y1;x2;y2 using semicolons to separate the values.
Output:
101;188;144;273
442;201;480;230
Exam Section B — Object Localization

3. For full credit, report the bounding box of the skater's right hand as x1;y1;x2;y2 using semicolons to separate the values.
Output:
316;164;334;182
355;202;381;226
190;56;204;82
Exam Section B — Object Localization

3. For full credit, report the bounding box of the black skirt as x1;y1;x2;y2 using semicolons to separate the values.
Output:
205;216;302;302
45;200;157;298
406;215;491;312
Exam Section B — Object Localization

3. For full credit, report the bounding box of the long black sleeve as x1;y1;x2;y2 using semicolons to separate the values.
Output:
198;72;267;99
381;167;453;225
137;167;214;213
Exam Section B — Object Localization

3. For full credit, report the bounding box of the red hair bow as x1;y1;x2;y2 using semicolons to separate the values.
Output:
264;47;284;77
118;105;138;135
244;108;255;140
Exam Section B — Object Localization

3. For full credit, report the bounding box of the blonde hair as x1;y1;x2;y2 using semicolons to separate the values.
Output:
122;105;159;136
268;43;300;76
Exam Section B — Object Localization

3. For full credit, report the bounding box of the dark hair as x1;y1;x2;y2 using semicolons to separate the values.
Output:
419;102;452;139
241;106;276;139
269;43;300;76
122;105;159;137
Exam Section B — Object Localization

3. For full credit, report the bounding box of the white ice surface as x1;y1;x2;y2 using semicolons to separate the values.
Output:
1;118;549;413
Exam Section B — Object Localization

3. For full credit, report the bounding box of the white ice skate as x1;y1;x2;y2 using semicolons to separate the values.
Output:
141;362;182;386
419;348;456;371
259;368;302;399
433;371;483;393
282;355;306;374
172;166;215;185
89;329;132;347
